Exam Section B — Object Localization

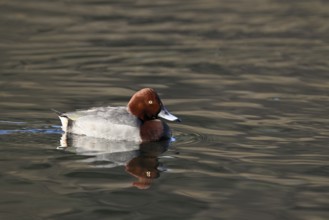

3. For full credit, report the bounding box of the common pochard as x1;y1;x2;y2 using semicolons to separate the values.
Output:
55;88;180;142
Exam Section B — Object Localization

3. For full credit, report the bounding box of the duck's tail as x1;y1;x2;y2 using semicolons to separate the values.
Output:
51;108;63;116
51;109;69;132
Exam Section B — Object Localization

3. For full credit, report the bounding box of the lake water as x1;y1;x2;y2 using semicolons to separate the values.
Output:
1;0;329;219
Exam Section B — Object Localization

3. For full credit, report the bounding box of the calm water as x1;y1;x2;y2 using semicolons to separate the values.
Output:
1;0;329;219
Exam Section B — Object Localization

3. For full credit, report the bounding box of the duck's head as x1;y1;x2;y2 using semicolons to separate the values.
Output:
127;88;180;122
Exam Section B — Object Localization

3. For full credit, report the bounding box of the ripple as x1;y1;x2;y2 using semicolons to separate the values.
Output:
174;127;210;146
0;127;62;135
0;121;62;135
0;120;26;125
21;162;52;170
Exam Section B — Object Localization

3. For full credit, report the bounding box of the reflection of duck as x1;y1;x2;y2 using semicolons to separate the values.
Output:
126;157;160;189
126;141;169;189
58;133;171;188
54;88;180;142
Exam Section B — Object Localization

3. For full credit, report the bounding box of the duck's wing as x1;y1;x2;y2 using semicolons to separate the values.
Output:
57;107;141;141
62;106;137;124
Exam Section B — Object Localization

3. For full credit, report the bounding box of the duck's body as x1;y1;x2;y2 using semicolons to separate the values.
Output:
56;88;180;142
59;106;142;142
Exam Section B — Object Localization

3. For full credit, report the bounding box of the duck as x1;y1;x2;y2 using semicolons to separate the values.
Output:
55;88;180;142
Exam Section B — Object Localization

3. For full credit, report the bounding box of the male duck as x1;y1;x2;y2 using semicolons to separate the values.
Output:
56;88;180;142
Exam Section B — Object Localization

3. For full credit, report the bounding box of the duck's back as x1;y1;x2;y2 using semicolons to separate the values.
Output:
60;106;142;142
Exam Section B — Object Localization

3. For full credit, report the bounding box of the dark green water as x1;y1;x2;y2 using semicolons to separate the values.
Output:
0;0;329;219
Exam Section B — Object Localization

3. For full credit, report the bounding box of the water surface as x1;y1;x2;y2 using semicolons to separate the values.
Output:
0;0;329;219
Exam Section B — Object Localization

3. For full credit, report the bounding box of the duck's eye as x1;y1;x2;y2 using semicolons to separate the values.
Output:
148;100;153;104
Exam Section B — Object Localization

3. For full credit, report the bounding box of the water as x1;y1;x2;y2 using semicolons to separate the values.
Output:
1;0;329;219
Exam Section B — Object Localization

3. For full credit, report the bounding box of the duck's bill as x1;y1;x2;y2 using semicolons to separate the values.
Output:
158;107;181;122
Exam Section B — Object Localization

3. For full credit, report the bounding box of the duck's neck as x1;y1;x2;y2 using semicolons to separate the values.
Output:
140;119;170;142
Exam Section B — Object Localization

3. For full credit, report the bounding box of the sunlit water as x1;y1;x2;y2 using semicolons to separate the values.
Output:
1;0;329;219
